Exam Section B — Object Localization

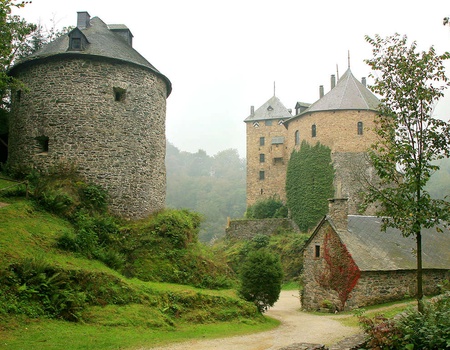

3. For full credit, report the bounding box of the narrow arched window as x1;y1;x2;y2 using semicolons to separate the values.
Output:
357;121;363;135
312;124;317;137
295;130;300;145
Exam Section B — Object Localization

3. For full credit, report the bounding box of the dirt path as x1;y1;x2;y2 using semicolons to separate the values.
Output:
143;291;360;350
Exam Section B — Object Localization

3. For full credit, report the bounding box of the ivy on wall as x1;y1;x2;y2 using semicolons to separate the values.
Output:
285;141;334;232
318;227;361;310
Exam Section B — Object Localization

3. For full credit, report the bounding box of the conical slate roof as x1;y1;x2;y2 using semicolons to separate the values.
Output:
308;68;379;113
11;16;172;95
244;95;292;122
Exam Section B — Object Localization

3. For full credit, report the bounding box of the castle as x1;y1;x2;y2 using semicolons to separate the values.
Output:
8;12;171;219
244;67;380;215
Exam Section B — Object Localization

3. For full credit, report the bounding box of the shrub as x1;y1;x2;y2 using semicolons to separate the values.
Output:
359;293;450;350
239;249;283;313
245;197;288;219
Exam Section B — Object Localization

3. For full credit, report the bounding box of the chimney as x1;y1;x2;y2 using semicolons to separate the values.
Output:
319;85;324;98
250;105;255;116
331;74;336;89
288;108;292;114
77;11;91;29
328;197;349;231
361;77;367;87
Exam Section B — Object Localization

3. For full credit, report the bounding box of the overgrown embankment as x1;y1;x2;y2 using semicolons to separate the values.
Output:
0;175;269;349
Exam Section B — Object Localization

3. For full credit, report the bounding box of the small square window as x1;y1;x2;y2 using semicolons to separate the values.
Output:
71;38;81;50
114;87;126;102
35;135;49;153
265;120;273;126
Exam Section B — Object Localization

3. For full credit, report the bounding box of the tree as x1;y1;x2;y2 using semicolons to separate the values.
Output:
363;34;450;312
285;141;334;232
0;1;36;152
239;249;283;313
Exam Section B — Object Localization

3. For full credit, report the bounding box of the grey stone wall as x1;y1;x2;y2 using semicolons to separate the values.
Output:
9;56;167;219
226;218;299;240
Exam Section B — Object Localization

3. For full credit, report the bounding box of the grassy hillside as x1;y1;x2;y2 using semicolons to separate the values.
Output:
0;178;276;349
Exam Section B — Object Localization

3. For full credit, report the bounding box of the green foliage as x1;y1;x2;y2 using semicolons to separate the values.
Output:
286;141;334;232
245;196;288;219
359;293;450;350
166;142;246;242
363;34;450;311
239;249;283;313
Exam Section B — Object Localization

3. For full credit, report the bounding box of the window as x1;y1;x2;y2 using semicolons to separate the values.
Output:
259;153;265;163
71;38;81;50
273;157;283;165
312;124;317;138
315;245;321;258
265;120;273;126
259;171;265;180
357;121;363;135
35;135;49;153
114;87;126;102
260;137;265;146
295;130;300;145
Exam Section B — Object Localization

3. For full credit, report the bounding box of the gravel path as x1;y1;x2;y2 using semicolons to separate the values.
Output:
143;291;360;350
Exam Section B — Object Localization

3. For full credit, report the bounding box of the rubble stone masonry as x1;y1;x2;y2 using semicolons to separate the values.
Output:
9;56;168;219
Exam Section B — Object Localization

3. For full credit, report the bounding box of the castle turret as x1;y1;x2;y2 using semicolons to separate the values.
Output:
8;12;172;219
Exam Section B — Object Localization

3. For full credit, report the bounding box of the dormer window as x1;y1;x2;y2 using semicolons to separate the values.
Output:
68;28;89;51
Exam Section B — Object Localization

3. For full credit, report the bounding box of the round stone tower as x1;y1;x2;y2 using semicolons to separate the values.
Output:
8;12;172;219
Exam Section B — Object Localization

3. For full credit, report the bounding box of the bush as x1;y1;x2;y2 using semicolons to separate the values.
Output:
359;293;450;349
245;197;288;219
239;249;283;313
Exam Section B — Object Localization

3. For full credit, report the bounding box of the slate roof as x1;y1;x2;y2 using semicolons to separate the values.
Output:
10;16;172;96
332;215;450;271
244;95;292;122
284;68;379;125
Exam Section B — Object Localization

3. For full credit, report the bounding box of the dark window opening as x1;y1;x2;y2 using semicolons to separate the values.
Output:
295;130;300;145
273;157;284;165
260;137;265;146
259;153;265;163
312;124;317;137
265;120;273;126
315;245;320;258
71;38;81;50
260;188;264;195
259;170;265;180
35;136;49;153
114;87;126;102
357;121;363;135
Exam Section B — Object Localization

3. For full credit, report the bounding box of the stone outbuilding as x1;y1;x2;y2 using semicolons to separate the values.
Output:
8;12;171;219
301;198;450;311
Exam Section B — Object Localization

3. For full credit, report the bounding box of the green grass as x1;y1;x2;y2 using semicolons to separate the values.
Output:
330;299;416;328
281;281;301;291
0;185;278;350
1;316;279;350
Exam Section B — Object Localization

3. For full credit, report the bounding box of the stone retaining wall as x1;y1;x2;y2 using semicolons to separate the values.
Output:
225;218;299;240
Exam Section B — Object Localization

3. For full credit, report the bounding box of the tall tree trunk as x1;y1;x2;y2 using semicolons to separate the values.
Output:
416;230;424;313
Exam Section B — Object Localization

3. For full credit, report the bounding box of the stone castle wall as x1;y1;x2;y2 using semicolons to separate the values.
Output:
9;56;167;219
226;218;299;240
245;109;378;214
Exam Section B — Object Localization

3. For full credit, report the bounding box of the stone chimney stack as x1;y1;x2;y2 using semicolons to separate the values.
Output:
250;105;255;116
328;197;349;231
361;77;367;87
319;85;324;98
331;74;336;89
77;11;91;29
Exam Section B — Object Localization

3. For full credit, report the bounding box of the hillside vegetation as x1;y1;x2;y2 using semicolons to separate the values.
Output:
0;176;275;349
